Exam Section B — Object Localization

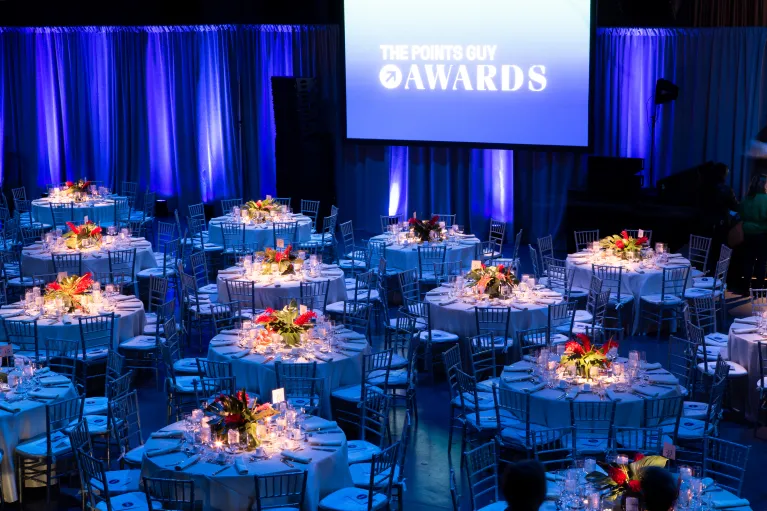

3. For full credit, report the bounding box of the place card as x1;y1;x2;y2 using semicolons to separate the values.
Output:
272;388;285;404
471;260;482;270
57;272;68;281
662;442;676;460
0;344;12;358
276;239;284;249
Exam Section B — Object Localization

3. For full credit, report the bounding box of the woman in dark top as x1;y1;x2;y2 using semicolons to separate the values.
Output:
739;174;767;290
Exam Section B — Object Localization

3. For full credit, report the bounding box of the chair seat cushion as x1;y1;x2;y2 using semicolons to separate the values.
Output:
477;503;507;511
119;335;159;350
464;411;503;430
684;288;722;299
124;445;145;465
369;369;407;386
91;469;142;494
332;384;384;402
16;431;70;457
389;353;408;369
319;486;388;511
418;330;459;343
350;462;400;488
568;288;589;298
345;278;357;290
451;391;495;411
83;415;112;435
339;259;367;269
345;290;380;302
346;440;383;465
500;423;559;449
8;276;37;287
388;317;427;331
96;491;161;511
691;268;705;278
476;377;500;393
199;284;219;294
677;419;713;440
79;347;110;360
83;396;109;416
693;277;722;289
682;401;709;420
574;310;593;323
641;294;683;305
696;360;747;377
136;267;177;278
609;295;634;305
697;346;723;360
173;358;200;374
325;301;348;314
171;375;201;393
704;333;729;347
142;323;180;336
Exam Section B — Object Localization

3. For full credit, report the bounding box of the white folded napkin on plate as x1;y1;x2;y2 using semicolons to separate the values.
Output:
504;361;534;372
230;350;251;359
39;375;70;386
733;317;759;325
210;339;237;347
631;385;659;397
234;457;249;474
648;374;677;384
519;382;547;393
150;430;184;439
145;444;181;457
0;309;23;317
308;438;343;446
732;327;757;335
336;331;366;341
712;498;750;509
281;451;311;463
29;388;62;399
536;298;557;305
0;402;22;413
340;344;365;352
642;362;663;370
174;454;200;470
304;420;337;432
503;374;532;383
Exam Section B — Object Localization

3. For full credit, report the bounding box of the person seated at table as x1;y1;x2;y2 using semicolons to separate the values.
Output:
641;467;678;511
500;460;547;511
739;173;767;291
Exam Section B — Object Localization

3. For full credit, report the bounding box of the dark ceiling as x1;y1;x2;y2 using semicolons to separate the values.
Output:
0;0;684;27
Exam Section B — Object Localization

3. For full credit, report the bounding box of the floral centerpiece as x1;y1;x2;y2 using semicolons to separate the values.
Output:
600;231;649;258
204;390;278;448
44;272;94;313
257;245;297;275
560;333;618;378
244;198;278;217
408;213;443;242
586;453;668;504
64;179;92;194
255;300;317;347
466;263;519;298
63;221;102;250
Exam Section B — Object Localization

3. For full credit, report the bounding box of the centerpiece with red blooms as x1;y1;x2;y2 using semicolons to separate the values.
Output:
600;230;649;258
587;453;668;507
258;245;297;275
43;272;94;313
408;213;444;242
466;263;519;298
63;221;103;250
255;300;317;347
244;198;278;220
560;333;618;378
64;179;92;194
204;390;278;448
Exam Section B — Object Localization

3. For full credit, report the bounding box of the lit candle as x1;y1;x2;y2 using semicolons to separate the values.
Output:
191;409;203;422
228;429;240;446
588;493;600;511
564;479;577;493
214;440;224;451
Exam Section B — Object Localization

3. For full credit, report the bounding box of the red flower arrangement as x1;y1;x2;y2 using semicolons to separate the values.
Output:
205;389;278;448
255;300;316;347
408;213;443;242
587;452;668;502
44;272;94;312
63;220;102;249
560;333;619;377
601;231;648;257
259;245;297;274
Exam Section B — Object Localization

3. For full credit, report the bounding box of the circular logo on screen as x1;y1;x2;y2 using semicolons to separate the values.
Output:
379;65;403;89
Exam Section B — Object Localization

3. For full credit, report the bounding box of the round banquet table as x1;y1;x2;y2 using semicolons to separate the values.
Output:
499;359;682;428
215;266;347;310
0;373;78;502
566;252;692;333
140;416;354;511
207;215;313;249
424;285;564;339
0;298;147;350
207;330;369;418
368;234;481;272
726;318;765;422
20;237;157;277
31;197;117;226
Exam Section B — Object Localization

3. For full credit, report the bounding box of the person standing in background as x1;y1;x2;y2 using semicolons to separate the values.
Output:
738;174;767;291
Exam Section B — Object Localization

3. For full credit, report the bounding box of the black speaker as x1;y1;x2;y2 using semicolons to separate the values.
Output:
271;77;335;218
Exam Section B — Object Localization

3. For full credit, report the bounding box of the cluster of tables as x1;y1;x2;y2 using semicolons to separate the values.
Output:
207;214;314;247
31;196;118;226
367;232;481;271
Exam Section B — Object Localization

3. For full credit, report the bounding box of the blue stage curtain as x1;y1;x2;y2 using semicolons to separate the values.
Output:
0;24;338;214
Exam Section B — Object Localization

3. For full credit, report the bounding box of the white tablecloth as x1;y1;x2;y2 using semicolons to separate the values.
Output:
207;332;368;418
567;253;692;333
215;268;347;310
31;198;116;225
424;286;561;339
727;321;765;422
1;300;146;350
0;377;78;501
368;234;480;272
21;238;157;277
207;215;312;249
500;360;681;427
140;418;353;511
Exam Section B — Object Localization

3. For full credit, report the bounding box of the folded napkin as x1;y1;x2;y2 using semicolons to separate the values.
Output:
308;438;343;447
304;420;338;432
572;261;589;265
336;331;367;341
504;361;534;372
519;382;547;393
210;339;237;347
234;457;249;475
733;316;759;325
631;385;659;397
174;454;201;470
503;374;533;383
314;354;333;362
281;451;311;464
732;327;757;335
536;298;557;305
340;344;365;352
606;389;623;401
0;309;23;317
39;375;70;386
145;444;181;457
712;498;750;509
218;269;242;275
150;430;184;439
539;291;563;298
0;402;22;413
321;264;339;270
648;374;677;385
344;339;368;345
230;350;251;359
436;299;458;306
642;362;663;370
35;367;51;375
545;472;564;482
221;329;242;335
29;388;62;399
111;295;132;302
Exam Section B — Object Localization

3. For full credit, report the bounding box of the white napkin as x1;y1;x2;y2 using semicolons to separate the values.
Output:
642;362;663;370
308;438;343;446
39;375;70;386
536;298;557;305
732;327;757;335
234;457;249;474
0;402;22;413
145;444;181;457
0;309;23;317
230;350;251;359
281;450;311;464
174;454;201;470
340;344;365;352
210;339;237;347
150;430;184;439
29;388;62;399
519;382;547;393
648;374;677;385
631;385;659;397
503;374;533;383
336;331;366;341
304;420;337;432
733;317;759;325
504;361;534;372
712;498;750;509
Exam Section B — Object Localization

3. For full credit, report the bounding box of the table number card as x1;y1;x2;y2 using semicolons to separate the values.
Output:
638;229;644;238
299;305;308;315
276;239;284;249
84;216;89;223
0;344;12;358
57;272;68;281
272;388;285;404
266;195;272;200
471;260;482;271
662;442;676;460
